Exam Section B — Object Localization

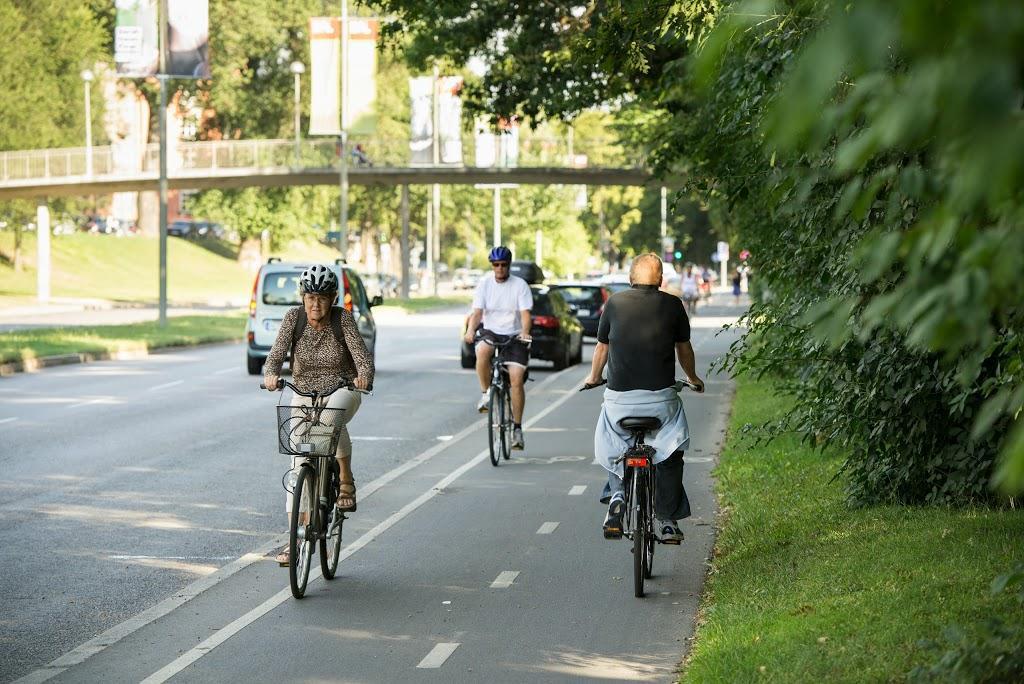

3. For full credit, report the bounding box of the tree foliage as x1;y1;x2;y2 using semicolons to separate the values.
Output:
380;0;1024;503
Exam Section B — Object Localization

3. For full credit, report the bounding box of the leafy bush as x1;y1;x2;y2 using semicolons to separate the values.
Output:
909;565;1024;683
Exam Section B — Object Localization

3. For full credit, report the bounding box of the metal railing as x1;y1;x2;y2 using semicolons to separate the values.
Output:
0;136;645;184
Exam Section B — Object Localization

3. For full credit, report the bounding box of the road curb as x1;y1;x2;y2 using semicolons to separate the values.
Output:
0;339;242;378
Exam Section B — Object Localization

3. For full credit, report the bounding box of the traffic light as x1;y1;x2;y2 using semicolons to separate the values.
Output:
673;250;683;261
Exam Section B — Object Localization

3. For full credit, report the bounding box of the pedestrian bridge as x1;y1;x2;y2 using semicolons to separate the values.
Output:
0;138;655;200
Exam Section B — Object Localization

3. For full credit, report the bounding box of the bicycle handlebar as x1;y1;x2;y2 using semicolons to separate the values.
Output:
474;331;532;347
578;378;703;393
259;378;372;396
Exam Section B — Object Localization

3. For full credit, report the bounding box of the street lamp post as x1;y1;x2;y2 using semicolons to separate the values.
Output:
290;61;305;166
80;69;94;176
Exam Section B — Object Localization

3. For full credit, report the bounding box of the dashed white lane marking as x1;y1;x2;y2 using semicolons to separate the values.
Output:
568;485;587;496
214;367;236;375
490;571;520;588
416;643;461;669
148;380;184;392
126;368;579;684
351;436;409;441
536;522;559;535
0;417;18;425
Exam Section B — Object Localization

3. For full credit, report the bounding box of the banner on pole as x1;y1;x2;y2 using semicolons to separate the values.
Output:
115;0;159;77
409;76;433;164
309;17;341;136
166;0;210;78
346;19;378;134
437;76;463;164
473;117;519;168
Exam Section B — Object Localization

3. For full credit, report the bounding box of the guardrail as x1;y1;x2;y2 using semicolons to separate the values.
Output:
0;136;644;184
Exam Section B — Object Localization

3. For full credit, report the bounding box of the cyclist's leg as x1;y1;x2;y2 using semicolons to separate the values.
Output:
326;388;362;510
505;339;530;424
653;450;690;520
474;333;495;392
602;468;626;538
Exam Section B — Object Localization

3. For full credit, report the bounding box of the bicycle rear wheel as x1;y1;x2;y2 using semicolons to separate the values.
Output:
289;465;315;599
321;466;343;579
488;385;505;466
631;469;647;598
643;470;655;579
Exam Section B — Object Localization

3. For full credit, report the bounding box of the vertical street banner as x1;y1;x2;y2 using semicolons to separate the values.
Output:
115;0;158;77
166;0;210;78
409;76;433;164
437;76;463;164
346;19;379;135
473;117;519;168
474;118;496;167
309;17;341;136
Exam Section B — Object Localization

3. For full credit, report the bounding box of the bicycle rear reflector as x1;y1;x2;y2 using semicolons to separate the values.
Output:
626;456;650;467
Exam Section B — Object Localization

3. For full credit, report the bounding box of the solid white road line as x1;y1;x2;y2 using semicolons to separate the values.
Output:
490;571;520;589
0;417;18;425
148;380;184;392
18;370;586;684
137;368;587;683
536;522;559;535
568;485;587;496
416;643;461;669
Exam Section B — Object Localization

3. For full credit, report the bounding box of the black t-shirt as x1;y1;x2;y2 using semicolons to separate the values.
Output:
596;285;691;391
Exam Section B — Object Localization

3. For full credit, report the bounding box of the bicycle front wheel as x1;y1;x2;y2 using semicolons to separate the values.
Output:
289;465;315;599
631;469;647;598
488;386;505;466
501;390;513;460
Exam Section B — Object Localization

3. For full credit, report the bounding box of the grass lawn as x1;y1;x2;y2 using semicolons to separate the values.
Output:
0;232;345;305
0;314;245;365
682;377;1024;682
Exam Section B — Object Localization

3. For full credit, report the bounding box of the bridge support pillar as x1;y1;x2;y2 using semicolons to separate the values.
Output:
400;184;410;299
36;199;51;303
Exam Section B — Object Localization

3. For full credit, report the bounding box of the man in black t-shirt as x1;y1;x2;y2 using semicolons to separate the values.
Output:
584;253;705;543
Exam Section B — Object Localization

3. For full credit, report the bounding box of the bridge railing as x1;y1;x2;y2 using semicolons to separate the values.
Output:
0;136;644;184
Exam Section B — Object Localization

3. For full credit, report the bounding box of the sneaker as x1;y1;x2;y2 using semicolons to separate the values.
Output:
511;427;525;450
657;519;684;544
476;389;491;413
603;498;625;539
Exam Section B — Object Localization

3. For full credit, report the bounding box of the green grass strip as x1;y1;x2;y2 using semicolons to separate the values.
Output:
0;314;246;365
682;377;1024;682
375;295;471;313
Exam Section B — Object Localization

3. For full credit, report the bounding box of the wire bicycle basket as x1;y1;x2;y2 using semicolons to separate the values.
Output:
276;404;345;457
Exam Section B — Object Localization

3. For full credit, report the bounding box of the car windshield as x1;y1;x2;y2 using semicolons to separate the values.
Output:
263;273;301;305
554;286;603;307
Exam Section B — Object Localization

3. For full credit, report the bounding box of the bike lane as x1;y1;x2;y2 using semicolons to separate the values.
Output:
34;321;738;683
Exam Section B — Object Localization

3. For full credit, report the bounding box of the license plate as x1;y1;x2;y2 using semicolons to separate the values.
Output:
577;309;590;317
263;319;281;332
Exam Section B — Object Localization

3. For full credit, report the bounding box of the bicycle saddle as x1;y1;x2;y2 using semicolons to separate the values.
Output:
618;416;662;431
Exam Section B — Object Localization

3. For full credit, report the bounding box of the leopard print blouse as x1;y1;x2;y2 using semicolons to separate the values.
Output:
263;306;375;394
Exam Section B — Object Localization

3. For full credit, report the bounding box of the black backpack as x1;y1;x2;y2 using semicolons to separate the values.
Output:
289;306;345;360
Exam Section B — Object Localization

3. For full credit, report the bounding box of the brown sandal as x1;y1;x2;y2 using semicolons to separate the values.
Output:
336;481;357;512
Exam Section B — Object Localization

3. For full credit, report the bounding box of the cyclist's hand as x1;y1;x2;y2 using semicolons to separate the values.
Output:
353;375;370;391
264;374;280;391
463;331;476;345
518;334;532;344
688;376;706;393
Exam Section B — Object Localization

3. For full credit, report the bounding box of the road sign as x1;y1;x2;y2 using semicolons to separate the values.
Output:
716;241;729;261
661;236;675;254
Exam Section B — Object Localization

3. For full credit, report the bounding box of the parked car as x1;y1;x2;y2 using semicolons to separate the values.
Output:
193;221;224;239
361;272;399;299
168;219;195;238
548;283;611;337
245;258;383;375
452;268;484;290
459;285;583;370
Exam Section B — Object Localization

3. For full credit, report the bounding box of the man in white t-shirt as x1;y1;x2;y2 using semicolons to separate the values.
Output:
463;246;534;449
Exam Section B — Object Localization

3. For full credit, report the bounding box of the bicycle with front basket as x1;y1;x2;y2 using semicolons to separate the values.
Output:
261;378;370;599
581;378;700;597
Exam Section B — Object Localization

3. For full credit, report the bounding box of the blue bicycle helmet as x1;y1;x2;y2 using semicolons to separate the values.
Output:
488;245;512;263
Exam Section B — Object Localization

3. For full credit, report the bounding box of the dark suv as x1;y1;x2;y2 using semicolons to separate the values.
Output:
245;259;382;375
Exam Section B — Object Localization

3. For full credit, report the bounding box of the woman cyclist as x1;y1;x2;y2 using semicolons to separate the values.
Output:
263;264;374;564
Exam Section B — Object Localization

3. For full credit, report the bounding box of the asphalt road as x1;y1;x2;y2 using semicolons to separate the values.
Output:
1;299;742;683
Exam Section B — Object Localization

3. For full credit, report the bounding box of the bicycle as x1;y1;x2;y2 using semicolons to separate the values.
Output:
581;378;700;597
477;333;526;467
261;378;371;599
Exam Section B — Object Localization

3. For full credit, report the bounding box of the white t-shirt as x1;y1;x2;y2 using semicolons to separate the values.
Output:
472;274;534;335
681;273;700;295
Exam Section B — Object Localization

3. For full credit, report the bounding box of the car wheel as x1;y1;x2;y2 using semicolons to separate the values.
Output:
460;342;476;369
247;355;264;375
553;342;569;371
572;336;583;365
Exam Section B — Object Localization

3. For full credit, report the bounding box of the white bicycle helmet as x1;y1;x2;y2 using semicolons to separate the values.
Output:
299;264;339;295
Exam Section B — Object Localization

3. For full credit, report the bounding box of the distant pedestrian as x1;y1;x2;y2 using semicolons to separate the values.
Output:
732;269;742;304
